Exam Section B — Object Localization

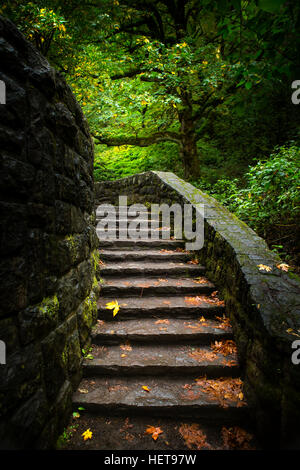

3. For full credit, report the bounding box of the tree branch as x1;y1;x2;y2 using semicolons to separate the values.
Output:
93;131;181;146
111;67;164;82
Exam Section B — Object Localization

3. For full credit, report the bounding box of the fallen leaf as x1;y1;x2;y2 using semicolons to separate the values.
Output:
145;426;163;441
105;300;120;317
277;263;289;272
194;377;246;408
211;340;237;356
221;426;255;450
82;428;93;441
78;388;89;394
257;264;272;272
120;341;132;351
155;319;170;324
142;386;151;392
178;423;211;450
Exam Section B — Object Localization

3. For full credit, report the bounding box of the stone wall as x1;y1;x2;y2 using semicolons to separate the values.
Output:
95;171;300;448
0;17;99;448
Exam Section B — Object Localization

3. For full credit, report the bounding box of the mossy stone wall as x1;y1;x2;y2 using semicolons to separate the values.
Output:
0;17;99;448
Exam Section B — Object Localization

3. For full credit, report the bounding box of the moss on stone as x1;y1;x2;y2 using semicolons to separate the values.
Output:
91;250;100;272
38;295;59;319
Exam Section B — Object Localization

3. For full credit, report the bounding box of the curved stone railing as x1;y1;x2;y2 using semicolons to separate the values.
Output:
95;170;300;447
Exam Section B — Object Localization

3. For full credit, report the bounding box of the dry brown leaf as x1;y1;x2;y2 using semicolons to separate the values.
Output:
178;423;211;450
187;259;199;265
120;341;132;352
211;340;237;356
215;315;231;330
194;377;246;408
221;426;255;450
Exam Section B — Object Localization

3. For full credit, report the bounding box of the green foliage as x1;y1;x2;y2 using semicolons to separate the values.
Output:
232;144;300;232
194;144;300;261
94;142;183;181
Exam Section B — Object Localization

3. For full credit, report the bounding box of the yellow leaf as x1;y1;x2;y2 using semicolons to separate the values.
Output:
82;428;93;441
105;300;120;317
142;386;151;392
257;264;272;272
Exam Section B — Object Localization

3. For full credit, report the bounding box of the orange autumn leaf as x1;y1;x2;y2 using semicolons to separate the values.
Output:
142;385;151;392
187;259;199;265
145;426;163;441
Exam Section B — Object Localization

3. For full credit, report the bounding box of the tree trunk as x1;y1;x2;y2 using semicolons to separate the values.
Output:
178;104;200;180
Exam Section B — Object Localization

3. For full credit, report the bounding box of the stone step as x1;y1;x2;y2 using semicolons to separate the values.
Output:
98;239;186;249
99;260;205;276
99;249;192;263
92;317;233;345
96;210;153;218
100;275;214;296
73;376;248;421
82;343;239;378
96;217;160;223
98;294;224;319
97;229;175;240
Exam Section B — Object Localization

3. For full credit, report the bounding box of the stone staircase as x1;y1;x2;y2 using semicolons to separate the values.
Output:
72;205;252;448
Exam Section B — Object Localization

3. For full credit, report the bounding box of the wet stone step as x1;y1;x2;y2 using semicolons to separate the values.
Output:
96;217;161;223
99;250;192;263
92;317;233;345
96;229;175;239
98;239;186;249
73;376;248;421
100;275;214;296
99;261;205;276
98;294;224;319
82;343;239;378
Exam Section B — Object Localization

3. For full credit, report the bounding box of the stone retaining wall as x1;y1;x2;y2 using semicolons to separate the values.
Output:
0;17;99;448
95;171;300;447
